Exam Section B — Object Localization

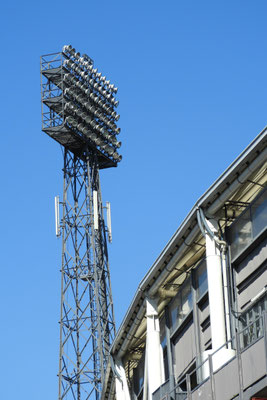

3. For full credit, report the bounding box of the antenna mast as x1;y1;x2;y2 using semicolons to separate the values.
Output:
40;45;121;400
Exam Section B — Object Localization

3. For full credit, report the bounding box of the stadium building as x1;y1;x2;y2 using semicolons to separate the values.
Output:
102;128;267;400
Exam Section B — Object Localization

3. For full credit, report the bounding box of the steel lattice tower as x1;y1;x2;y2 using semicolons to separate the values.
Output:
41;45;121;400
59;149;116;400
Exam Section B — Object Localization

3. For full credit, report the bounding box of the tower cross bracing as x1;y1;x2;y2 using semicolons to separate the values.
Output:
59;150;115;400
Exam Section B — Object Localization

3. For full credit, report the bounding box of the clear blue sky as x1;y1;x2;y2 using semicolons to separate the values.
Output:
1;1;267;398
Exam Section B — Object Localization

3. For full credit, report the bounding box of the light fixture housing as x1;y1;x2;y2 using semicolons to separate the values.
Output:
41;45;122;169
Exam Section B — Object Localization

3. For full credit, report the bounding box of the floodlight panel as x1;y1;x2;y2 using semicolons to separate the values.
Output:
40;46;122;167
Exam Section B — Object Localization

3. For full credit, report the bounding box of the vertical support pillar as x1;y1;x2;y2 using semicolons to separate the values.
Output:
145;297;165;400
263;312;267;371
165;307;175;396
191;271;202;383
236;329;244;400
208;355;216;400
205;219;226;351
204;219;235;373
114;358;131;400
186;374;192;400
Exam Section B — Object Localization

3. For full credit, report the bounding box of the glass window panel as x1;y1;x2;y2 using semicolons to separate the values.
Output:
228;188;267;259
170;294;182;330
160;316;167;349
251;189;267;237
133;356;145;396
181;279;192;321
196;260;208;300
239;292;266;349
169;277;193;331
230;209;252;259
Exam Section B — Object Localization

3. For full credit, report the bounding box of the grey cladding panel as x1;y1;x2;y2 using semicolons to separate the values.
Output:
214;358;239;400
173;318;196;379
192;380;213;400
235;237;267;286
235;237;267;311
237;267;267;311
241;336;267;390
198;296;209;324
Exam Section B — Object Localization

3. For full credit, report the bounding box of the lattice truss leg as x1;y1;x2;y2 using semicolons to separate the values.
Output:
58;149;116;400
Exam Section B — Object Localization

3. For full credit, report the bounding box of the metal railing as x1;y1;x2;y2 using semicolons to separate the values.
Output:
42;112;63;129
153;311;267;400
40;52;62;71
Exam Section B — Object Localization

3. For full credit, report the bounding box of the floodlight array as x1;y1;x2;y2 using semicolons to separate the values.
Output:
61;44;122;162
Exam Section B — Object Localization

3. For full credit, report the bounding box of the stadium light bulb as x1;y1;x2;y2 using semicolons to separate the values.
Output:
113;153;122;161
63;45;72;53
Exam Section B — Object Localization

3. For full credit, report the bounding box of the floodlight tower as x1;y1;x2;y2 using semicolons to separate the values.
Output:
40;45;121;400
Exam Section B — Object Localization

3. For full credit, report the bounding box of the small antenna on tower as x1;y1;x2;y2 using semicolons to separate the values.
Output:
55;195;61;237
106;202;112;243
93;190;99;230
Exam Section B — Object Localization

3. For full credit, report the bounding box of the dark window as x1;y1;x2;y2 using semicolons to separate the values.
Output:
160;315;169;380
176;361;197;393
133;355;145;397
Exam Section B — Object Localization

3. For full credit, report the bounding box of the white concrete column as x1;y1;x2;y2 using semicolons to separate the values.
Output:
114;358;131;400
203;219;235;375
145;297;165;400
205;219;226;351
